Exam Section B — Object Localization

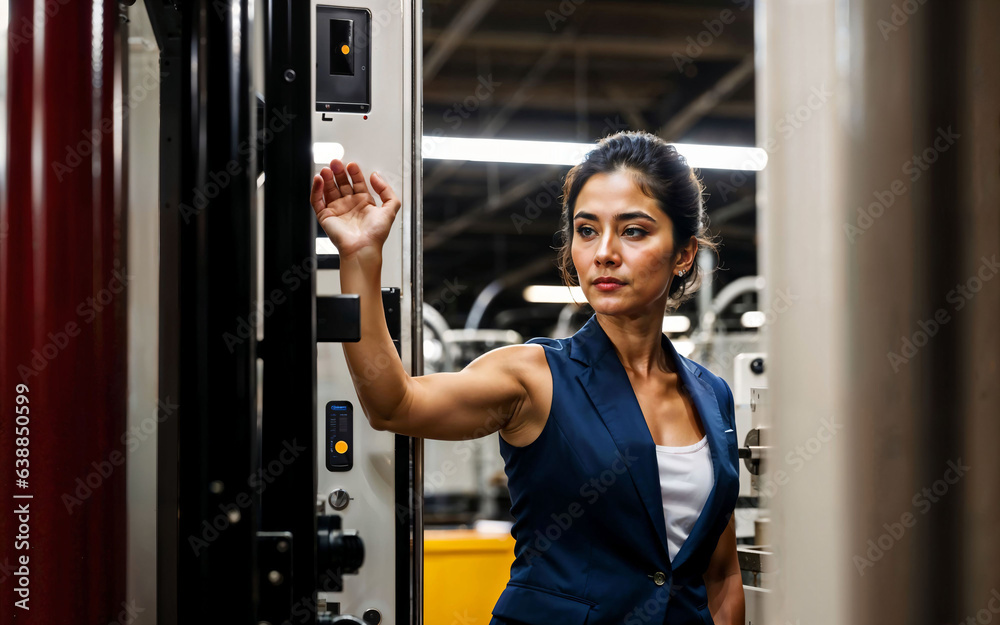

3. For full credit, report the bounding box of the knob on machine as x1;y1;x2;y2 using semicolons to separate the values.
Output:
329;488;351;511
317;514;365;590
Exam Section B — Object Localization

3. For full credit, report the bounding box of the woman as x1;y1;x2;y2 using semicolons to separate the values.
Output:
310;131;744;624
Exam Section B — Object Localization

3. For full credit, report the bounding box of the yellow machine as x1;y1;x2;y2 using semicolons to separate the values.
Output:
424;529;516;624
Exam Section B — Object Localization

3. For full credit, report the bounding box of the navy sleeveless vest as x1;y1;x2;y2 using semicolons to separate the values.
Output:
490;313;740;625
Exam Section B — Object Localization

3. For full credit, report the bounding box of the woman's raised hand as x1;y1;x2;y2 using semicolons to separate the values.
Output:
310;159;401;261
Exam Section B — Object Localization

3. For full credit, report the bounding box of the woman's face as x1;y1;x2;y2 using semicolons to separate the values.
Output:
571;170;687;318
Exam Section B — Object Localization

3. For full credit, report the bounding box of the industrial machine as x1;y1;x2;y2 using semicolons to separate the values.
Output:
140;0;422;623
312;1;422;621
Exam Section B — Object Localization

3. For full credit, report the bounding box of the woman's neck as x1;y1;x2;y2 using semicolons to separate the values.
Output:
595;312;672;378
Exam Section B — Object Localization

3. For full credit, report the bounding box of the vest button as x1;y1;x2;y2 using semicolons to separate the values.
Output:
650;571;666;586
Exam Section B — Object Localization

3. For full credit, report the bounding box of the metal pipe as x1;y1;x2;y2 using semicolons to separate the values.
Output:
1;2;127;623
759;1;1000;623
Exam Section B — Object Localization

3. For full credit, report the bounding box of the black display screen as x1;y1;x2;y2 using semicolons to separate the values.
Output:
326;401;353;471
316;7;370;113
329;19;354;76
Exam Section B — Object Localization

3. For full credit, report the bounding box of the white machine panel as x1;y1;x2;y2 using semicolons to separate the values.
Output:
313;1;418;622
732;352;766;539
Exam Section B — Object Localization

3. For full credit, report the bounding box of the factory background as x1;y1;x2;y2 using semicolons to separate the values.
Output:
0;0;998;624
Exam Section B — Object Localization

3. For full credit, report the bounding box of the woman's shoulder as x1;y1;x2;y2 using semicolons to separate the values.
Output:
480;342;551;382
524;335;568;349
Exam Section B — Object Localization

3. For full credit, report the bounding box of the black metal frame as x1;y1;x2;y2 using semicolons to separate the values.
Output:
151;0;417;621
150;2;182;621
152;0;259;622
261;0;318;622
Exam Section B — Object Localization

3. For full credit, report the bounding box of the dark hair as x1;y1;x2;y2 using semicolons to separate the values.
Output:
555;130;718;313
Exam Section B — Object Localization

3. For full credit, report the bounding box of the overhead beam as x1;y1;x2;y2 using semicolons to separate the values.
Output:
710;100;756;119
424;166;564;250
423;0;498;81
422;28;573;194
424;91;755;117
423;29;748;60
710;196;755;226
482;0;754;22
657;55;755;141
602;82;652;131
424;221;561;237
424;82;658;109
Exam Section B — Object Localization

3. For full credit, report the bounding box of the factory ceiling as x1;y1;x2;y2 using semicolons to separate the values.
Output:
421;0;757;337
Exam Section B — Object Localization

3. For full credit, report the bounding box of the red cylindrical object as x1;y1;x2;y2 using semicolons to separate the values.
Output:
1;1;127;623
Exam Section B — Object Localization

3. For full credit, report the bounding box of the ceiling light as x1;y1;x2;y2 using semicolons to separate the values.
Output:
672;340;696;357
314;138;766;171
522;285;586;304
662;315;692;334
740;311;766;328
316;238;338;255
422;136;767;171
313;142;345;164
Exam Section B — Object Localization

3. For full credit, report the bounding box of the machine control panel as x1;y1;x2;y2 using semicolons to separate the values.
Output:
326;401;354;471
316;6;372;113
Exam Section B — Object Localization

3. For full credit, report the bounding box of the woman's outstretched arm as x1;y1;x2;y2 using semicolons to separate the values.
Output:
311;159;541;442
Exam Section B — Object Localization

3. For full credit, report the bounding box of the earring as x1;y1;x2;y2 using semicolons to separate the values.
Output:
677;269;686;277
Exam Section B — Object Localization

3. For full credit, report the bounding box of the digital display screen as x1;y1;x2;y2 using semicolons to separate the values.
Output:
316;7;370;113
329;19;354;76
326;401;353;471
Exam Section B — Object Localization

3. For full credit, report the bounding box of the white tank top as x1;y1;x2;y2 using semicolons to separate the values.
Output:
655;435;714;563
